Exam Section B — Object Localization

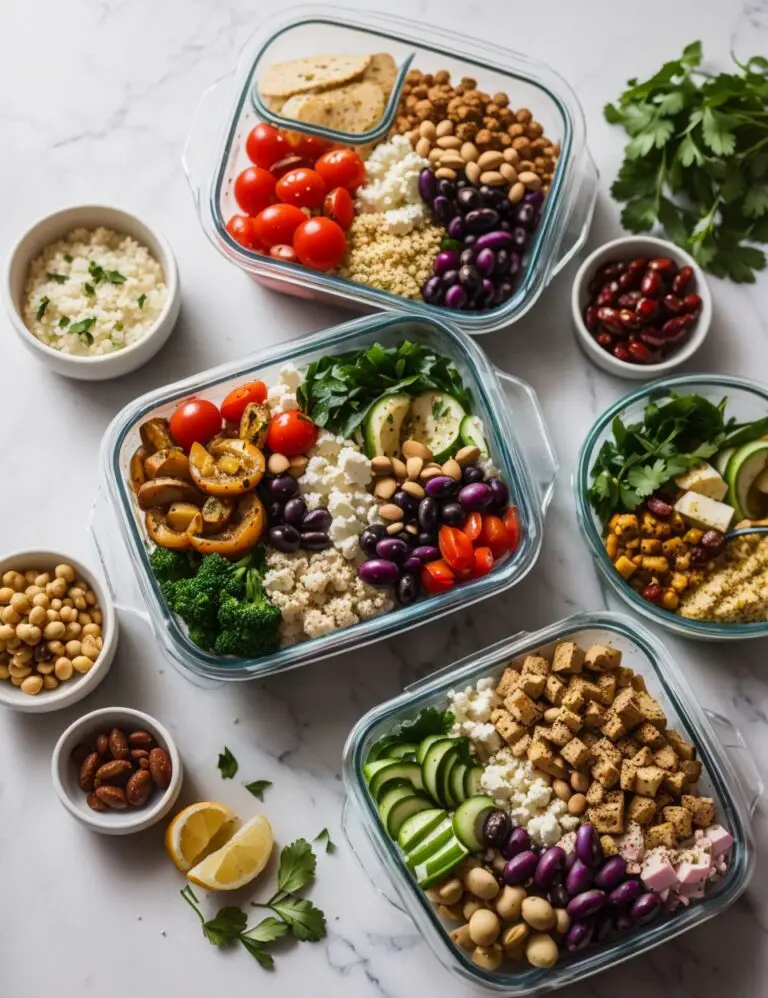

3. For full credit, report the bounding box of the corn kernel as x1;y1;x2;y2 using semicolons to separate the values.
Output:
642;556;670;574
640;538;662;554
675;553;691;571
626;537;641;551
606;534;620;559
654;522;672;539
662;590;680;610
671;573;689;593
615;555;637;580
662;537;686;556
669;512;686;534
684;528;703;545
615;514;639;538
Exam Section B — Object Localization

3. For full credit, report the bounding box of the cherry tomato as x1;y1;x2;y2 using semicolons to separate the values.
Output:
293;217;347;271
234;166;276;216
252;204;307;249
245;122;287;169
479;515;511;560
470;546;494;578
270;154;312;179
502;506;521;553
421;559;456;595
220;381;268;423
463;512;483;543
275;167;326;209
324;186;354;229
226;214;256;250
266;411;318;457
282;129;333;161
439;525;474;576
269;244;298;263
315;148;366;192
169;398;222;452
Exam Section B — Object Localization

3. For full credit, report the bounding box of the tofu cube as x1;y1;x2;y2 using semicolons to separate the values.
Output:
665;729;696;761
558;708;583;733
583;702;607;728
520;672;546;700
562;687;586;714
528;737;555;771
584;643;622;672
591;758;620;789
504;689;542;726
496;666;523;699
674;490;735;534
627;795;657;825
682;795;717;828
644;822;677;850
680;759;703;784
511;733;531;758
600;835;619;857
613;688;644;728
616;737;641;759
630;746;653;769
544;673;566;706
635;766;666;798
653;744;679;772
662;771;687;798
589;791;626;834
596;674;618;707
551;642;585;676
522;654;551;677
592;738;622;768
581;731;600;749
677;856;711;885
663;806;693;840
492;709;527;746
620;759;639;793
674;462;728;502
548;720;573;747
636;692;667;729
586;781;605;805
561;737;591;769
533;725;555;743
630;674;648;694
601;710;627;742
636;722;666;749
616;667;635;688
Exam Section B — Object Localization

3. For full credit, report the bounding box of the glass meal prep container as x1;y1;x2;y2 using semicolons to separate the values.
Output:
90;311;557;685
575;374;768;642
182;3;598;336
341;611;760;996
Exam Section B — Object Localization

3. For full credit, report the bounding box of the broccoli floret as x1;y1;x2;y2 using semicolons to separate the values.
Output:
214;564;281;657
165;552;237;640
150;548;194;585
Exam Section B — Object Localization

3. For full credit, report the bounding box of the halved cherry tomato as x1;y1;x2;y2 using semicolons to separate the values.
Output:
220;381;268;423
225;214;256;250
234;166;276;216
275;167;326;209
503;506;521;553
270;154;313;179
323;186;354;229
470;546;494;578
245;122;287;170
293;217;347;271
315;148;366;192
421;559;456;595
479;515;511;560
169;399;222;452
282;129;333;161
439;525;474;576
463;512;483;543
266;411;318;456
269;244;298;263
252;204;306;249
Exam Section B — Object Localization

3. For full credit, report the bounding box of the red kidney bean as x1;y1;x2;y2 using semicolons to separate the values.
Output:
618;290;643;308
597;261;627;280
672;265;693;294
596;332;613;348
627;257;648;275
690;544;711;566
642;582;663;603
640;330;666;348
646;496;672;518
617;269;639;291
596;288;617;306
640;271;663;297
701;529;726;553
585;305;599;332
596;306;623;335
682;292;702;312
613;343;631;362
635;296;659;323
662;294;684;314
628;341;655;363
618;308;641;330
660;316;687;338
647;257;677;274
588;274;603;296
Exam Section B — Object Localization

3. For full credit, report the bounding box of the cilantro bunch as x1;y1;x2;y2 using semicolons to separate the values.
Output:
588;392;768;525
605;42;768;281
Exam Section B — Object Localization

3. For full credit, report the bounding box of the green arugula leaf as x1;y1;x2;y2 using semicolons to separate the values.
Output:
217;746;238;779
277;839;316;895
314;828;336;854
269;897;326;942
244;779;272;800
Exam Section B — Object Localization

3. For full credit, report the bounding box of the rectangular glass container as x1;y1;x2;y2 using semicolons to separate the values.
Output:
182;3;598;336
91;311;556;684
341;611;759;995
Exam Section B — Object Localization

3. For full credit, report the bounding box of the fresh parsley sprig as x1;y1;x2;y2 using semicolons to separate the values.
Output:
314;828;336;854
605;41;768;281
244;779;272;800
217;746;238;779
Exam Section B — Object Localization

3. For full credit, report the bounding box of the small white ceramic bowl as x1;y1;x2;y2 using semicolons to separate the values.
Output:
571;235;712;380
0;550;118;713
4;205;180;381
52;706;183;835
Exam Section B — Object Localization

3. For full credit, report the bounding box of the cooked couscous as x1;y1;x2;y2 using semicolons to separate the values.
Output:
678;534;768;623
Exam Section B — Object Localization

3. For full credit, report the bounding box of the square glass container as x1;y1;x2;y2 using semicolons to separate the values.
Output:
182;4;598;336
91;311;556;685
575;374;768;640
341;611;760;995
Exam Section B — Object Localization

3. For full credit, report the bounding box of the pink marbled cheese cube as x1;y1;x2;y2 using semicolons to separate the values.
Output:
704;824;733;858
676;854;711;885
642;854;679;892
678;880;707;900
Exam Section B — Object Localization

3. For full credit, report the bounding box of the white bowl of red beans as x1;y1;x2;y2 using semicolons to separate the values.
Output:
571;235;712;379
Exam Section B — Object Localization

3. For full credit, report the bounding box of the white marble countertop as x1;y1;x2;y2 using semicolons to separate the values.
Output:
1;0;767;995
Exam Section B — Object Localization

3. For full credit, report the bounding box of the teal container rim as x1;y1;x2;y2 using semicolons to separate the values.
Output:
574;372;768;639
100;311;548;682
342;610;755;995
209;3;585;335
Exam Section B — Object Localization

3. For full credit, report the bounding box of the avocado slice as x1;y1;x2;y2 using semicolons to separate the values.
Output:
725;440;768;520
364;393;411;459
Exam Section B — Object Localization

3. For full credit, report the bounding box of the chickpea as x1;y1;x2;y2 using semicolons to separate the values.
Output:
543;707;560;723
61;598;73;608
47;640;66;658
553;779;572;801
0;665;10;681
522;897;556;932
72;655;94;674
495;885;526;922
2;606;21;626
59;605;75;623
471;944;503;971
0;587;14;604
468;908;500;947
55;564;76;583
54;657;73;681
64;622;82;640
23;571;37;585
570;771;589;793
65;640;81;659
525;932;558;969
437;904;463;922
21;675;43;695
8;662;32;679
48;578;68;598
0;624;14;642
82;623;101;638
69;587;85;601
435;878;464;906
568;793;587;816
36;661;55;675
46;608;60;622
50;597;62;611
1;572;17;589
91;610;103;626
10;676;23;687
17;623;42;646
463;897;487;921
6;637;20;651
32;593;50;609
10;592;30;615
27;605;46;627
34;573;51;588
449;924;474;951
85;590;96;607
554;909;570;936
502;922;529;952
81;636;100;661
13;646;33;665
464;867;500;901
42;674;58;690
26;585;44;598
77;607;90;621
43;621;66;640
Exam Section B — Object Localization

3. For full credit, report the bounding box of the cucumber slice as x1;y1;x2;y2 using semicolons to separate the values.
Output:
379;785;426;835
364;393;411;459
459;414;489;457
369;761;424;801
406;817;453;866
416;734;446;764
387;743;419;760
449;762;468;806
366;735;400;765
408;391;466;462
362;758;397;783
464;766;484;798
397;808;447;852
421;738;459;804
386;795;434;838
715;447;735;475
438;748;461;809
413;835;469;888
725;440;768;520
452;795;495;852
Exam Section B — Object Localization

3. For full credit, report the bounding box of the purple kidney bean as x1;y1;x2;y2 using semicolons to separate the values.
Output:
419;168;436;203
482;810;511;848
425;476;457;500
465;208;500;234
434;249;460;276
608;878;644;908
501;826;531;860
486;478;509;509
462;466;484;485
421;275;443;304
393;490;419;520
458;482;493;511
447;216;465;240
268;474;299;500
476;247;496;276
534;847;566;889
565;858;595;896
566;889;606;920
631;892;662;926
593;908;613;943
549;882;570;908
403;556;422;572
375;537;409;563
444;284;467;309
565;920;595;953
614;909;635;933
302;507;332;532
440;502;466;527
268;524;301;553
396;572;419;606
411;545;440;563
564;849;578;872
359;525;387;556
475;230;513;252
282;497;307;528
432;195;453;223
357;559;400;587
594;856;627;891
503;849;539;886
646;496;672;518
301;531;331;551
576;824;603;867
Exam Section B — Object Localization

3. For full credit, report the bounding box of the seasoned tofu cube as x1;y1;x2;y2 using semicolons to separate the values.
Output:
522;654;551;677
674;490;735;534
680;759;703;784
583;702;607;728
558;708;583;733
491;709;527;745
596;674;618;707
511;733;532;758
636;692;667;729
520;672;546;700
663;806;693;840
612;688;644;728
682;795;717;828
620;759;638;793
601;711;627;742
586;781;605;806
645;822;677;850
589;790;625;834
674;461;728;502
504;689;542;726
631;747;654;769
591;758;620;789
544;674;566;706
662;771;687;798
600;835;619;857
636;722;666;749
577;679;603;703
616;667;635;688
496;666;523;699
654;793;674;817
592;738;622;768
653;744;679;772
533;725;554;743
665;729;696;761
630;673;648;694
562;687;586;713
635;765;666;798
548;720;573;747
528;737;555;770
561;737;591;768
627;795;657;825
616;737;641;759
552;642;585;676
584;644;622;673
581;730;600;749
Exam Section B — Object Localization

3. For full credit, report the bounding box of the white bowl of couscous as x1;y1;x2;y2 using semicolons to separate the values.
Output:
0;550;118;713
4;205;180;380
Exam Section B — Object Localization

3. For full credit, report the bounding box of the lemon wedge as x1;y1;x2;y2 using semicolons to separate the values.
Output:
187;814;274;891
165;801;238;873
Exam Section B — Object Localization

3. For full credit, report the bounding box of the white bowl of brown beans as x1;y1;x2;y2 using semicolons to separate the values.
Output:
0;550;118;713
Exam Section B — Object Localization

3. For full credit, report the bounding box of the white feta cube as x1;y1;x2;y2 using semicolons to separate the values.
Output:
674;462;728;501
674;491;735;533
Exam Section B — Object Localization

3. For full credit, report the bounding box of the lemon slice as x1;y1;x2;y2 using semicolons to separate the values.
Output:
187;814;274;891
165;801;238;873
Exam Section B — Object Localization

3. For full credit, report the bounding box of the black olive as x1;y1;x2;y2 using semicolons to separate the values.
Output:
482;809;511;848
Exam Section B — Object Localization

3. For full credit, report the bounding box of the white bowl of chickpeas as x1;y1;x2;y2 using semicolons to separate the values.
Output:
0;551;118;713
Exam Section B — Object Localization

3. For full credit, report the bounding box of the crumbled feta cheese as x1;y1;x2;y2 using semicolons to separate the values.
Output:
356;136;431;234
266;364;304;415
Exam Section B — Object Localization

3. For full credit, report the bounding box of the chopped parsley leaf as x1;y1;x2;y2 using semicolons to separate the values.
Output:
137;293;147;308
88;261;104;283
69;317;96;346
58;316;70;328
84;282;96;296
106;269;126;284
113;321;124;332
36;296;50;320
63;253;73;263
47;272;67;284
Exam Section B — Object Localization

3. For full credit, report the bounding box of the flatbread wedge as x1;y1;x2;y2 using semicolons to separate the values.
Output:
259;54;371;99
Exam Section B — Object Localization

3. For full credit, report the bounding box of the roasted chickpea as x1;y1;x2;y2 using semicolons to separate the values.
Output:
471;944;503;971
468;908;500;947
10;592;30;615
495;885;526;922
434;878;463;906
449;924;473;951
55;564;76;583
464;867;500;901
525;932;558;969
501;922;529;952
